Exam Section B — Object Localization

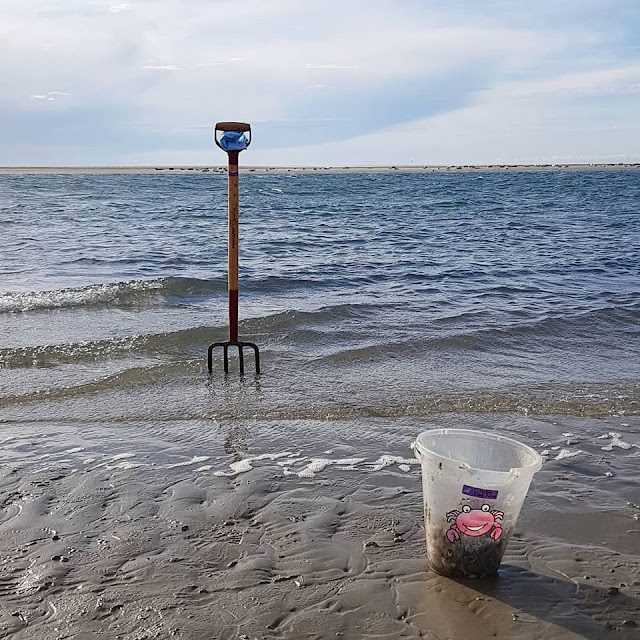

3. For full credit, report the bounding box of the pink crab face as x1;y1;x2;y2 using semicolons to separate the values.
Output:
456;504;496;537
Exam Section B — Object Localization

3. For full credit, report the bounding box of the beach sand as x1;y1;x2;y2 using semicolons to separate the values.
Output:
0;413;638;639
0;163;639;175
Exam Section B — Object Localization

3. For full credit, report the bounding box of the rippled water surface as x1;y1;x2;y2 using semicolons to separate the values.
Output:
1;170;639;424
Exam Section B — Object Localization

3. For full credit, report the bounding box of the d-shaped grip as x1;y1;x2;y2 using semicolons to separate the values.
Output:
214;122;252;150
215;122;251;132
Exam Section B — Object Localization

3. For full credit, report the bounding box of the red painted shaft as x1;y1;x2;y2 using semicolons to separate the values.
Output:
229;289;238;342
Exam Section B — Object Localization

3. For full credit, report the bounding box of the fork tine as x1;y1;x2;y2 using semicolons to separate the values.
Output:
223;344;229;374
246;343;260;375
238;345;245;375
253;345;260;375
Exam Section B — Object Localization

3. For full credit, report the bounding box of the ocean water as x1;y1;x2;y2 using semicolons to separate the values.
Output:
1;169;639;435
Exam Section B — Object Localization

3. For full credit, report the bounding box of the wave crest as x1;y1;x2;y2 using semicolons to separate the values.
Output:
0;277;225;314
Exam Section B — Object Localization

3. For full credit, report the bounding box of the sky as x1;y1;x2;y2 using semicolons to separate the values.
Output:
1;0;639;166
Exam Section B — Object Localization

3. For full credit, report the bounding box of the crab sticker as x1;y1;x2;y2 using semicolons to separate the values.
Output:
446;504;503;542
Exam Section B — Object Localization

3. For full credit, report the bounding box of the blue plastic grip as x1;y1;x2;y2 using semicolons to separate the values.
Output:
219;131;249;152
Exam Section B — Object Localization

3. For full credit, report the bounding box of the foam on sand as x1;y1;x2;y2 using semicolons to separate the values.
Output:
599;431;634;451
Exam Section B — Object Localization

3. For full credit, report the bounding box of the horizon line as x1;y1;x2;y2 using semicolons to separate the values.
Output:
1;162;639;175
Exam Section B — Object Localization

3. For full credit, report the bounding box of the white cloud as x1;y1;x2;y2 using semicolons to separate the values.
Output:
305;64;359;70
31;91;70;101
237;71;640;166
0;0;638;164
108;3;130;13
504;65;640;99
142;65;179;71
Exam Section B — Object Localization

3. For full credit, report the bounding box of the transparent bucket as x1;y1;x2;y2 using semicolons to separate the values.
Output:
413;428;542;578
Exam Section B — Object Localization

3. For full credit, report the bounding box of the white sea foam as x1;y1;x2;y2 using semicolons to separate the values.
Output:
228;459;253;474
213;451;421;479
107;461;145;470
368;455;419;472
554;449;582;461
599;432;633;451
297;457;366;478
277;457;305;466
213;452;293;477
166;455;210;468
297;458;330;478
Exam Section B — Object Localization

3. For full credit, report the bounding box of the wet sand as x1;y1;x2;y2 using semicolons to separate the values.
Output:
0;163;639;175
0;414;638;639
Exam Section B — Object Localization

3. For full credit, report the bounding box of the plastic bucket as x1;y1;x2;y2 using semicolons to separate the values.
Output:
413;428;542;578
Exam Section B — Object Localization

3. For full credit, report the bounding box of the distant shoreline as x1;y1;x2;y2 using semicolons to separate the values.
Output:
0;163;639;175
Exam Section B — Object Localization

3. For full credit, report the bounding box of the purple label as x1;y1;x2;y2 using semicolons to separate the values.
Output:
462;485;498;500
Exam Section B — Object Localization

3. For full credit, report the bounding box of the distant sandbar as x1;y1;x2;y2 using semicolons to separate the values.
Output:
1;163;638;175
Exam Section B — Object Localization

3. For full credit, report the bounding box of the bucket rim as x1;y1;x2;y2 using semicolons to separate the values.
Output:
414;428;543;474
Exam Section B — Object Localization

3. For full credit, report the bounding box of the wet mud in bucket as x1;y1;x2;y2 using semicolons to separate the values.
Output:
427;526;509;578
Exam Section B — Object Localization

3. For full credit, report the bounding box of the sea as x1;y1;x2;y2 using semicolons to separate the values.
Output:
0;169;639;475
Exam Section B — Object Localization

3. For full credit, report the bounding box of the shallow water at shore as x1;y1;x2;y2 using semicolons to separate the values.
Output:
2;171;639;417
